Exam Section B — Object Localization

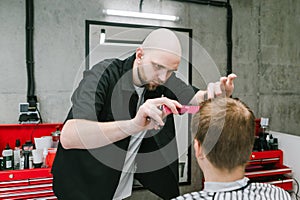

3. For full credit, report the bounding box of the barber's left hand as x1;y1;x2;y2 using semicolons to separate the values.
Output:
189;73;237;105
220;73;237;97
207;73;237;99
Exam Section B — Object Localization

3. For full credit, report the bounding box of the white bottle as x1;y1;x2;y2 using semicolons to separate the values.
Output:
42;148;48;168
13;139;21;170
20;156;25;170
2;144;13;170
13;149;21;170
29;155;34;169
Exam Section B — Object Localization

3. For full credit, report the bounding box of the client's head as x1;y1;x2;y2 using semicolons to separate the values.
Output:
192;97;255;174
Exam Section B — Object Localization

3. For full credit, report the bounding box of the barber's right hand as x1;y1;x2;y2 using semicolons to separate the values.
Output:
133;97;182;130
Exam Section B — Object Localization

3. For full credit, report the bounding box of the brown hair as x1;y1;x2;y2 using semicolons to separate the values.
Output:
192;97;255;171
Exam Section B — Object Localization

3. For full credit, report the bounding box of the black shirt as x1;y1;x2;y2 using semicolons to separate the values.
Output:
52;54;197;200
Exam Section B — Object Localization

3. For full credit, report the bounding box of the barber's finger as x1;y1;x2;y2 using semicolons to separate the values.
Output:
146;114;164;127
144;97;181;124
219;77;227;95
147;106;165;126
161;98;182;115
147;97;181;114
145;117;161;130
138;103;162;126
147;97;181;107
220;77;227;87
214;81;223;97
207;83;215;99
227;73;237;85
152;122;162;130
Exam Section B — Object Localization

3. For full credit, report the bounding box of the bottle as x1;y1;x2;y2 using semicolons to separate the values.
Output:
29;154;34;169
259;117;270;151
20;155;24;170
32;149;43;168
51;126;61;148
23;140;34;151
0;157;4;170
13;139;21;170
23;150;30;169
22;141;34;169
271;138;278;150
2;144;13;170
42;148;48;168
266;134;271;150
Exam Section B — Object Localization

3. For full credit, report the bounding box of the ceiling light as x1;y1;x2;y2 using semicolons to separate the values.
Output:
103;9;179;22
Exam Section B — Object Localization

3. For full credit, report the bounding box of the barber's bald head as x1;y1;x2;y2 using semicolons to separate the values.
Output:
142;28;182;58
134;28;182;90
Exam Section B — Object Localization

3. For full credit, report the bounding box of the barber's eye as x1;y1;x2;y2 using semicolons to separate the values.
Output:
154;64;163;70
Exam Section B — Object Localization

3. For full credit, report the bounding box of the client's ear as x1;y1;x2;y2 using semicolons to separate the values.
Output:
194;139;201;158
194;139;205;160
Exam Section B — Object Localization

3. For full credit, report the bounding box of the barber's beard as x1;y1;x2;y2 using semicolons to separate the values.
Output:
137;65;157;91
146;84;157;91
137;65;147;85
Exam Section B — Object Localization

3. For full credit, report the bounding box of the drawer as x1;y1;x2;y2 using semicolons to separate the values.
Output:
0;168;52;182
0;182;52;193
245;164;291;178
0;189;54;200
0;179;29;188
0;177;53;188
248;175;293;191
267;177;293;191
0;168;55;199
249;150;283;165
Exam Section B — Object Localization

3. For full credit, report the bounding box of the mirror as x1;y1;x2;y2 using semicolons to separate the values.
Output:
86;21;192;185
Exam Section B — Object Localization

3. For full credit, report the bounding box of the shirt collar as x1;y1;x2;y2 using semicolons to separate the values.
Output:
203;177;249;192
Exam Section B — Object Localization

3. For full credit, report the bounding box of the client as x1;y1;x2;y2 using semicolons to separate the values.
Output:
174;97;291;200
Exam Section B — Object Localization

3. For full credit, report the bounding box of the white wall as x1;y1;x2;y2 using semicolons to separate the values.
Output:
270;130;300;197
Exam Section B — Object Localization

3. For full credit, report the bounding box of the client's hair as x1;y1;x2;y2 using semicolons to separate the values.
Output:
192;97;255;171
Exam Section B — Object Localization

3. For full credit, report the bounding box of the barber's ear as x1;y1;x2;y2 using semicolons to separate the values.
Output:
136;47;144;60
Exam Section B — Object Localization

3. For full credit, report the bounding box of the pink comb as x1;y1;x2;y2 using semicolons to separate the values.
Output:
163;105;200;115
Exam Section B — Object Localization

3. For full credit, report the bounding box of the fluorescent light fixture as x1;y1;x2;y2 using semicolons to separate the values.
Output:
99;28;142;46
103;9;179;22
99;29;105;44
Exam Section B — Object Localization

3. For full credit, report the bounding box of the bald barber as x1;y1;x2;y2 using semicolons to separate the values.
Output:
52;28;237;200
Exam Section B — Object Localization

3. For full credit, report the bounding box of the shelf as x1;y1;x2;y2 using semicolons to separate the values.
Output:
0;123;63;152
0;168;52;182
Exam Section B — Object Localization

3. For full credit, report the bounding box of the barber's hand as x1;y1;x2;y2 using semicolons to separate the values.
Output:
207;73;237;99
133;97;182;130
189;73;237;105
220;73;237;97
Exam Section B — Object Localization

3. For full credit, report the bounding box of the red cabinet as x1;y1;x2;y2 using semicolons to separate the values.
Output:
0;123;62;199
0;124;293;198
0;168;55;199
246;150;293;191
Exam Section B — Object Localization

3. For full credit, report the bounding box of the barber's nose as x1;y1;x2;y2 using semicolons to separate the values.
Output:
158;69;168;82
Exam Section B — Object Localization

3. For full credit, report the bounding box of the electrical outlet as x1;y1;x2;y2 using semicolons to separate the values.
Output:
18;102;40;124
19;102;40;113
